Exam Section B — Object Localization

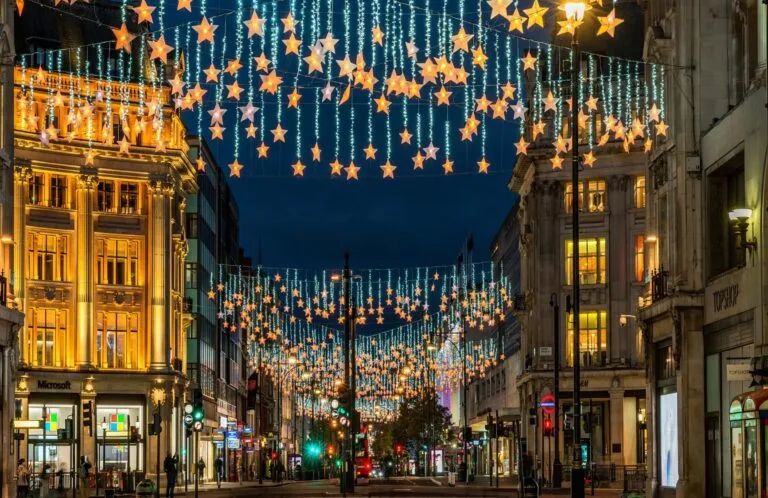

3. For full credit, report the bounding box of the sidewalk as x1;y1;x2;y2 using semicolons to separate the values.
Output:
174;479;296;493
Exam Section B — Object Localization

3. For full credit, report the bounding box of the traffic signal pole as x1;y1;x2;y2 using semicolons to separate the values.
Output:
341;253;350;496
551;294;562;488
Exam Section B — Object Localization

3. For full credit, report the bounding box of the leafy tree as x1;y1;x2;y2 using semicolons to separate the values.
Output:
371;423;394;458
391;387;453;458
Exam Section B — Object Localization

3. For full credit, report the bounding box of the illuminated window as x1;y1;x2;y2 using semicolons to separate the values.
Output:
634;176;646;209
97;181;116;212
96;311;139;369
96;239;139;286
566;310;607;367
49;175;67;208
25;308;67;368
565;238;607;285
185;262;198;289
28;174;44;206
119;183;138;214
564;180;606;213
634;235;646;282
27;233;69;282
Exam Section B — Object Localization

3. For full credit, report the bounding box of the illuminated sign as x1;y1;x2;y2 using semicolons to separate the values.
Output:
13;420;42;429
540;395;556;415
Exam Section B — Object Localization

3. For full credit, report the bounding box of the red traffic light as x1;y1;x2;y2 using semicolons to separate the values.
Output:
271;452;277;460
543;419;553;430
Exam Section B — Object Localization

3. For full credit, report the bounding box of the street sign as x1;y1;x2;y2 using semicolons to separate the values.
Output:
540;394;556;415
184;414;193;426
539;346;553;357
184;403;193;415
193;421;203;431
13;420;42;429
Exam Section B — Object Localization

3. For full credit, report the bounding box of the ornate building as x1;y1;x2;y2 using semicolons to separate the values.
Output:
11;4;197;489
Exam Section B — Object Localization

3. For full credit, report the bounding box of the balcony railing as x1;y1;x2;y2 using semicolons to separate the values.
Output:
651;267;668;303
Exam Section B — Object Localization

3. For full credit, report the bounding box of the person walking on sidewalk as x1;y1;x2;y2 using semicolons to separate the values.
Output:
163;453;178;498
16;459;29;498
214;456;224;488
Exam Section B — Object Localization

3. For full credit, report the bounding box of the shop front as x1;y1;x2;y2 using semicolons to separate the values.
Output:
728;389;768;498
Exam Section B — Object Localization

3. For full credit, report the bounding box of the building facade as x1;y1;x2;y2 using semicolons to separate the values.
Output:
641;1;768;498
11;4;197;488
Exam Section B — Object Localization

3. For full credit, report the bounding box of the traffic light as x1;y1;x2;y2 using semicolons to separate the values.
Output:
497;420;505;438
543;417;553;437
14;399;22;419
306;441;321;457
149;410;162;436
82;401;93;434
192;389;204;422
130;427;139;442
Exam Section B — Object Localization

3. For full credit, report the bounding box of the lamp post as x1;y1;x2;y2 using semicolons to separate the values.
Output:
151;385;166;498
563;2;588;497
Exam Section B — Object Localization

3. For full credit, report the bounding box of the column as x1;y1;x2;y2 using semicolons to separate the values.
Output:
12;163;30;312
76;171;97;370
609;387;624;465
148;179;173;371
676;312;705;498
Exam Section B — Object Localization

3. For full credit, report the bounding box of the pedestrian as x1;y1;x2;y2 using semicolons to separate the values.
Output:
40;463;52;498
77;456;91;498
16;459;29;498
196;458;205;482
56;464;65;493
163;453;178;498
214;455;223;488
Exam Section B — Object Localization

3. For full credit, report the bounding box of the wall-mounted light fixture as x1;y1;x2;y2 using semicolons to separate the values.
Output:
729;208;757;264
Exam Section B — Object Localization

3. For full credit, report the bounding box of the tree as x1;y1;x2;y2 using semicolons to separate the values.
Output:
371;423;394;458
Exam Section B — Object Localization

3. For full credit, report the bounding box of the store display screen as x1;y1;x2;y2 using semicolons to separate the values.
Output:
660;392;678;487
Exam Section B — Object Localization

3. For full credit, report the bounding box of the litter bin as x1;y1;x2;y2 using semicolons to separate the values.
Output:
135;479;156;497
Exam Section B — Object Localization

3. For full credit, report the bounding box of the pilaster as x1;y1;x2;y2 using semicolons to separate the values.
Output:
12;162;30;312
76;170;97;370
148;178;174;372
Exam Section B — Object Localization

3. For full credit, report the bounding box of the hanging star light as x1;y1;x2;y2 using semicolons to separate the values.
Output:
345;162;360;180
254;53;271;72
311;143;322;161
112;23;136;53
487;0;512;19
523;0;548;29
257;142;270;158
363;144;377;160
477;157;490;173
381;161;397;179
412;151;425;169
292;160;306;176
506;8;526;33
514;137;529;155
132;0;155;23
229;159;244;177
281;12;298;33
193;16;217;44
177;0;192;12
521;51;537;71
283;33;302;55
435;86;452;106
320;32;339;53
244;11;265;38
271;123;287;142
442;159;454;174
371;26;385;46
597;9;624;38
147;35;173;63
330;159;344;175
451;27;474;53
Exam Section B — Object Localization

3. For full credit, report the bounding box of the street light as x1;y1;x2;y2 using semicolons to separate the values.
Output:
151;384;166;498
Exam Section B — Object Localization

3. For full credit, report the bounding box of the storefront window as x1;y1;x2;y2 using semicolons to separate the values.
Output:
565;310;607;367
96;405;143;472
745;420;759;498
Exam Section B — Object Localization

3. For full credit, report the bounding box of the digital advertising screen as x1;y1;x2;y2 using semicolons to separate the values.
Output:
659;392;679;488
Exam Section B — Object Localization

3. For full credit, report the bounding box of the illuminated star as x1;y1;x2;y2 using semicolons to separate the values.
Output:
245;124;258;138
523;0;548;29
259;71;283;94
193;16;217;44
648;103;661;123
112;23;136;53
381;161;397;179
177;0;192;11
336;55;357;78
418;59;439;85
196;157;206;172
405;40;419;60
550;155;563;170
226;81;243;100
330;159;344;175
423;143;439;160
304;46;324;74
208;103;226;125
399;128;413;144
435;86;452;106
542;91;559;113
598;133;610;147
586;96;599;112
254;53;271;72
502;82;517;100
147;35;174;63
477;157;490;173
209;123;225;140
321;82;335;102
83;149;97;165
371;26;385;46
244;11;265;38
375;95;391;114
132;0;155;24
257;142;270;158
311;143;322;161
204;64;220;82
475;95;491;113
169;74;185;95
287;87;302;108
225;59;243;76
491;99;508;119
487;0;513;19
597;9;624;38
506;8;526;33
118;136;131;154
521;51;537;71
451;27;474;53
320;32;339;53
271;123;287;142
345;162;360;180
281;12;298;33
412;151;425;170
578;109;590;130
190;83;207;103
532;120;546;140
239;102;259;122
283;33;302;56
472;46;488;69
292;160;306;177
229;159;244;177
515;137;529;155
644;138;653;153
583;151;597;167
655;120;669;137
511;102;527;120
363;144;378;160
442;158;454;174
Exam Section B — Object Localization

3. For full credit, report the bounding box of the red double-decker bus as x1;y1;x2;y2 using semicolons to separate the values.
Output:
355;433;372;478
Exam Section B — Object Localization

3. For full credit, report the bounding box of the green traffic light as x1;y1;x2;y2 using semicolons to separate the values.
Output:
192;407;204;422
335;458;342;468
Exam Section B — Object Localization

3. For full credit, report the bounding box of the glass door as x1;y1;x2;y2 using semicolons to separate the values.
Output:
732;423;744;498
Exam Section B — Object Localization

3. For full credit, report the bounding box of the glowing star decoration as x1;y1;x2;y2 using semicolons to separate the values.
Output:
491;99;507;120
338;84;352;105
371;26;385;46
329;159;344;175
281;12;298;33
597;9;624;38
257;142;270;158
304;48;324;74
423;143;439;160
506;8;526;33
435;86;452;106
239;102;259;122
226;81;243;100
451;27;474;53
245;124;258;138
311;143;322;161
363;144;378;160
190;84;207;103
271;123;287;142
487;0;513;19
229;159;244;177
320;32;339;53
208;103;226;125
438;158;452;174
521;51;537;71
287;88;302;109
196;157;206;172
472;46;488;69
112;23;136;53
336;56;357;78
225;59;243;76
83;149;97;165
514;137;529;155
532;120;546;140
177;0;192;12
586;96;599;112
291;160;306;177
244;11;265;38
209;123;225;140
345;162;360;180
583;151;597;167
543;91;559;113
557;18;583;36
523;0;548;29
380;161;397;179
550;155;564;170
399;128;413;144
644;138;653;153
259;71;283;94
193;17;217;44
283;33;302;56
117;136;131;153
598;132;610;147
477;157;490;173
474;95;491;114
418;59;439;85
148;35;173;63
511;102;527;120
412;151;425;169
132;0;155;23
648;104;661;123
254;53;271;72
169;75;185;95
375;95;391;114
655;120;669;137
321;82;335;102
405;41;420;60
502;82;517;101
